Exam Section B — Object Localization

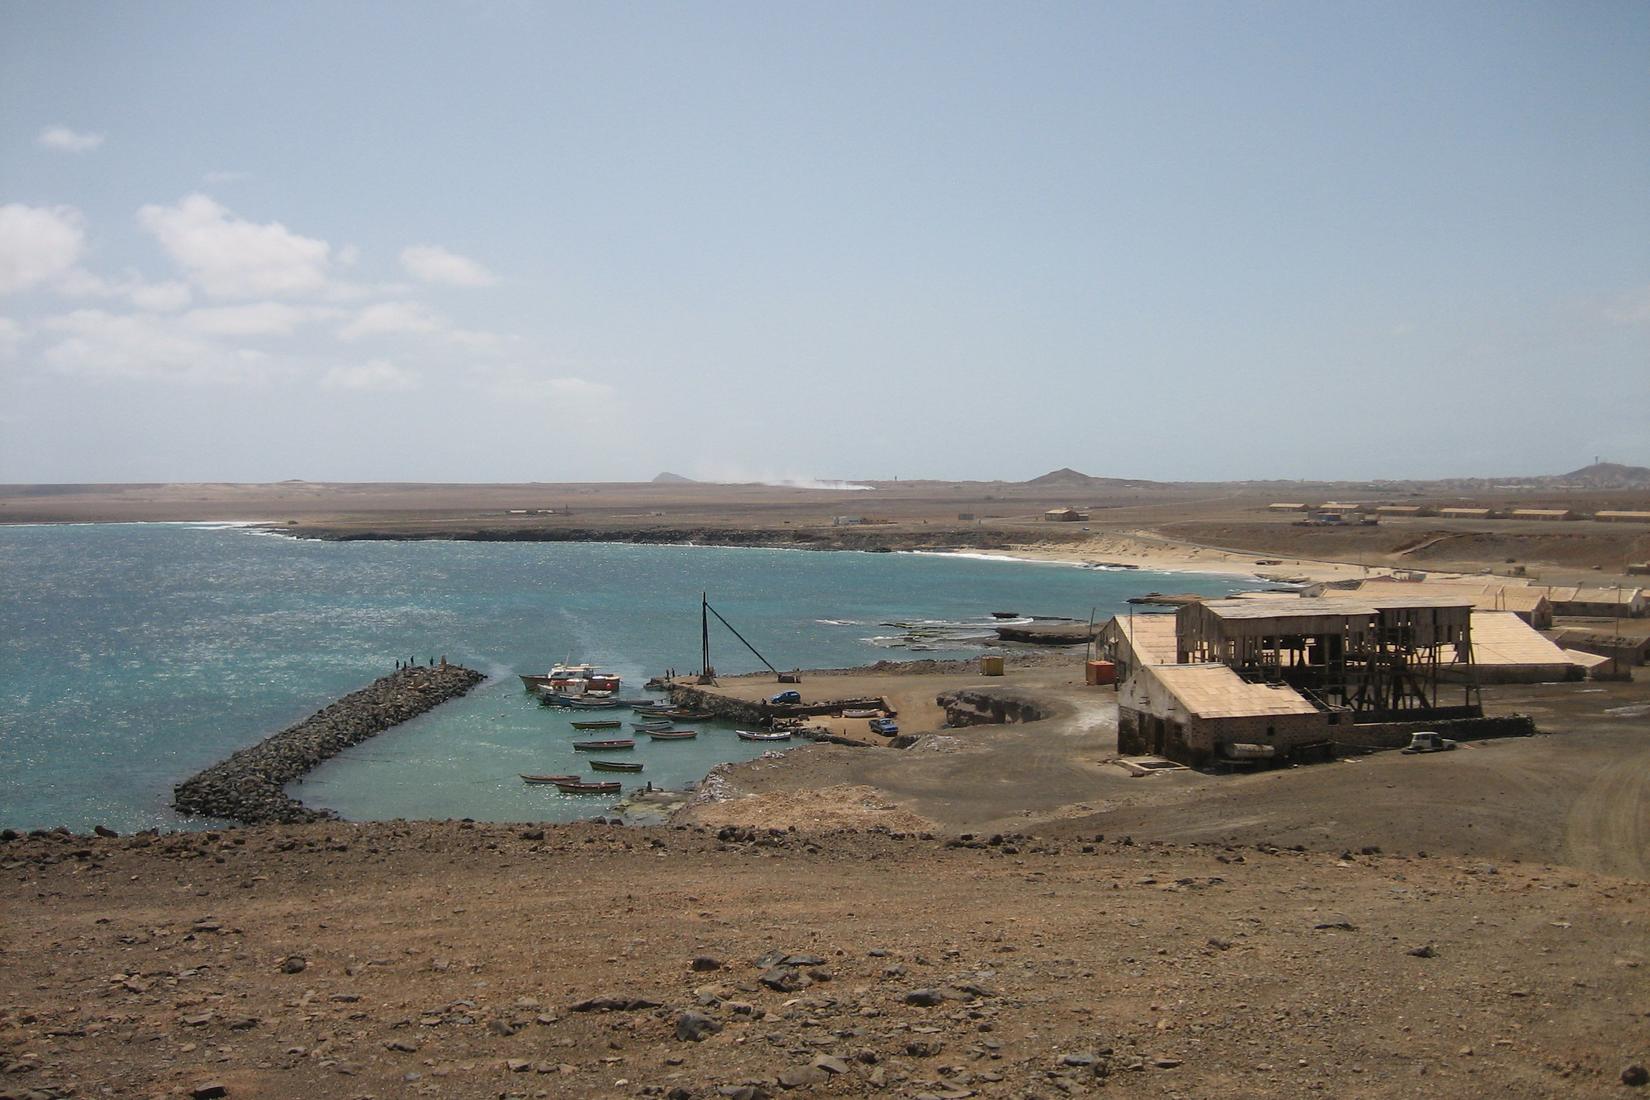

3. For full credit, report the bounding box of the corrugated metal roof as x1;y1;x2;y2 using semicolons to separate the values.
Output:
1561;648;1611;669
1343;578;1549;614
1196;596;1470;621
1151;665;1321;719
1470;611;1572;667
1112;614;1179;664
1597;511;1650;520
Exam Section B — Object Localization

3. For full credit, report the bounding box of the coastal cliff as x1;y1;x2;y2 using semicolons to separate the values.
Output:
172;664;485;825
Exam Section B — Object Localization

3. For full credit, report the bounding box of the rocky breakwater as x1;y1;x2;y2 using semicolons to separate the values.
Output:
172;664;485;825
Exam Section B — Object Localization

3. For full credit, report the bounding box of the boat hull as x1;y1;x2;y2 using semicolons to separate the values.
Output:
553;780;622;794
737;730;792;742
589;760;644;772
572;739;635;751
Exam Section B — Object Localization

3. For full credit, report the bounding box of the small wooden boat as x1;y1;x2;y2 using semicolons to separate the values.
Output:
520;773;579;785
571;719;622;730
589;759;644;772
647;729;697;740
553;779;622;794
572;738;635;751
737;729;792;742
669;709;713;721
632;718;674;729
841;708;881;719
569;698;620;710
631;706;679;717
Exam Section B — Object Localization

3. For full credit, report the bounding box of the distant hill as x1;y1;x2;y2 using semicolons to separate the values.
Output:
651;471;697;484
1550;463;1650;489
1024;467;1161;490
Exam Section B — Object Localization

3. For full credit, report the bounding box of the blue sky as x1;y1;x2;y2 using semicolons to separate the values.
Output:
2;1;1646;483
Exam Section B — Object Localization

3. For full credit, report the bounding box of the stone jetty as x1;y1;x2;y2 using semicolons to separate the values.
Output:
172;664;485;825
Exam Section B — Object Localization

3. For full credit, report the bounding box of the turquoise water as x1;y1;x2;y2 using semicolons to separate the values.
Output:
0;524;1261;831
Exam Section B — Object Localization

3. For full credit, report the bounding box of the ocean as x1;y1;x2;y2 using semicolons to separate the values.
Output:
0;524;1263;831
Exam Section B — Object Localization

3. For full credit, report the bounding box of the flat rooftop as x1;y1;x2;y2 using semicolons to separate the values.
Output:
1151;664;1322;719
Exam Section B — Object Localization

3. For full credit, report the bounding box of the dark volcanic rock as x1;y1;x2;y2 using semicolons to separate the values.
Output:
171;665;485;825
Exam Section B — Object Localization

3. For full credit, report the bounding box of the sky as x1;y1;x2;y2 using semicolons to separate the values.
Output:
1;1;1646;485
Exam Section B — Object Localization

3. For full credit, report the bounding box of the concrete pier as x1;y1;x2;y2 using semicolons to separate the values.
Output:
172;664;485;825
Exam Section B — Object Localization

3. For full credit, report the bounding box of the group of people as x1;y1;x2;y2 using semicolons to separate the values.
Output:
395;656;445;670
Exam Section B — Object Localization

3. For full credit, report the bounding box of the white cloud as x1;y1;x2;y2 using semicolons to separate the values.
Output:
182;302;318;337
128;280;193;312
137;194;331;298
336;243;361;267
0;204;86;294
468;363;614;405
1604;286;1650;326
0;318;23;360
338;300;445;341
40;308;264;382
37;126;104;153
400;244;496;287
542;377;615;402
320;359;420;392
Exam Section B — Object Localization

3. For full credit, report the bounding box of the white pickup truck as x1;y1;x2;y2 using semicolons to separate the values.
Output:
1401;731;1457;754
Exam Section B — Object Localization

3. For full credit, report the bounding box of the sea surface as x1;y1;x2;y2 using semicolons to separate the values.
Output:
0;524;1264;831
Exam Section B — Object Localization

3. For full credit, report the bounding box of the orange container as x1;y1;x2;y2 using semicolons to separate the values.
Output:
1085;660;1116;686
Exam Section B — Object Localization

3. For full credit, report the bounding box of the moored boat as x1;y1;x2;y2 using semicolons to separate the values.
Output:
520;663;621;696
520;773;579;785
553;779;622;794
589;759;644;772
572;738;635;751
571;719;622;730
647;729;697;740
737;729;792;742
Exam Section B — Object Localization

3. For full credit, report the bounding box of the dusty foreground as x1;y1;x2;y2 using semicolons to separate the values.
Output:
3;822;1647;1100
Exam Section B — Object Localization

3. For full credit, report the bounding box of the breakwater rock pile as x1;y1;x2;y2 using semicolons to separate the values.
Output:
172;664;485;825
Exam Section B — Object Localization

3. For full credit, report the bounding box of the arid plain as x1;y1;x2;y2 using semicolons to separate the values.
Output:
3;473;1647;1098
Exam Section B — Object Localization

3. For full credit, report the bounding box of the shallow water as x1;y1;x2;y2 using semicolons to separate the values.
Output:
0;525;1262;830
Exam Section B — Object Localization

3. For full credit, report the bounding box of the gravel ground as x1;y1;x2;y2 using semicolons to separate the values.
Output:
2;821;1646;1100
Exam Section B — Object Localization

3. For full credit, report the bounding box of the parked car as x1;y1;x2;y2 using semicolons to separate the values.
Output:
1401;731;1457;754
868;718;899;735
769;690;802;705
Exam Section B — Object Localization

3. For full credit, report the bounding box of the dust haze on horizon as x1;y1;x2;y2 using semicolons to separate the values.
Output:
2;3;1646;486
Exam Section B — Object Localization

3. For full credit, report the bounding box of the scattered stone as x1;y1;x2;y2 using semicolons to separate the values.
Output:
759;966;803;992
813;1055;849;1075
905;988;946;1006
777;1066;828;1089
1407;945;1437;958
1152;1056;1183;1069
280;955;307;974
691;955;723;972
569;996;662;1013
1624;1064;1649;1088
93;825;119;838
191;1085;228;1100
905;1039;944;1057
676;1012;723;1042
487;1018;518;1037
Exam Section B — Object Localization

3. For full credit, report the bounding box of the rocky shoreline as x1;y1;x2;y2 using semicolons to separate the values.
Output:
272;522;1093;555
171;664;486;825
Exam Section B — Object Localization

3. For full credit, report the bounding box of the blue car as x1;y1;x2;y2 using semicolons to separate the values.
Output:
770;690;802;705
868;718;899;735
